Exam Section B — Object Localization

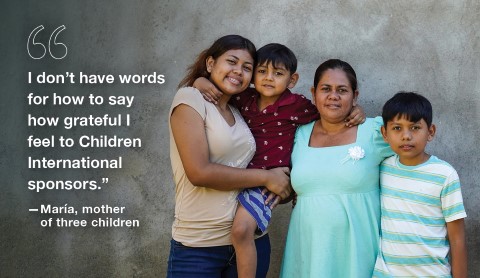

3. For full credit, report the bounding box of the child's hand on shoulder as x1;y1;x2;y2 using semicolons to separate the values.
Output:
193;77;223;104
345;104;366;127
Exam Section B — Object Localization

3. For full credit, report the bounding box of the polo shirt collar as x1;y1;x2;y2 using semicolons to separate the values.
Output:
252;88;298;114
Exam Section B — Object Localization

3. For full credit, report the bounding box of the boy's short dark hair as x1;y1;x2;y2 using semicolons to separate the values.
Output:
256;43;297;74
382;91;433;127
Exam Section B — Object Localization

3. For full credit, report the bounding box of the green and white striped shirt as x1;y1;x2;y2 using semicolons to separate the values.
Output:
373;155;466;277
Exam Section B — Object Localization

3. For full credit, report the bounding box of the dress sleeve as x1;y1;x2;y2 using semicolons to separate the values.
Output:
294;121;312;146
371;116;394;159
292;94;320;125
170;87;207;120
441;168;467;222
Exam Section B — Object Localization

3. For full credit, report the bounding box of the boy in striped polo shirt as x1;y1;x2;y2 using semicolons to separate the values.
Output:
373;92;467;277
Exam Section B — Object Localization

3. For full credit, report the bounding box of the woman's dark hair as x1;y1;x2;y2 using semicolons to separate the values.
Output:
256;43;297;73
382;91;433;127
178;35;256;88
313;59;357;91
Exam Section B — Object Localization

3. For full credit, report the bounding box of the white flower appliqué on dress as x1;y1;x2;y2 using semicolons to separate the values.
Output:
341;146;365;164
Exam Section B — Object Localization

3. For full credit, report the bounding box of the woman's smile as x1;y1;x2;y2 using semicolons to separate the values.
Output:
324;103;341;109
226;75;241;86
207;49;253;96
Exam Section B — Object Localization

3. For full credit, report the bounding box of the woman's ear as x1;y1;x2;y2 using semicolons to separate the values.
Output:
352;90;359;106
310;86;316;105
206;56;214;73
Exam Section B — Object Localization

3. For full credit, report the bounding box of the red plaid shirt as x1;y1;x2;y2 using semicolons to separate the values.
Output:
231;88;319;169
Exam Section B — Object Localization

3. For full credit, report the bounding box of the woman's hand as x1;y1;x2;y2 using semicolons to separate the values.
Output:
345;104;366;127
193;77;223;104
263;167;291;201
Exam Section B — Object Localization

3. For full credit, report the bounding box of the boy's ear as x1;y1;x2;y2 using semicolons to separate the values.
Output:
287;73;299;89
380;125;388;142
427;124;436;141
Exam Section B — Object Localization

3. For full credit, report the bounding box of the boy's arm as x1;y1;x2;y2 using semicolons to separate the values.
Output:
193;77;223;104
447;218;467;278
192;76;249;108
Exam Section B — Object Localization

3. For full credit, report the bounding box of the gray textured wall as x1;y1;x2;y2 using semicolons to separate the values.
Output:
1;0;478;277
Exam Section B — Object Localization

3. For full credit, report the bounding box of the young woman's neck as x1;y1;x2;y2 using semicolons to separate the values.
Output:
216;94;231;109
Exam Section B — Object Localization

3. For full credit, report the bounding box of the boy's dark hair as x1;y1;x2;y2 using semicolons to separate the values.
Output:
382;91;433;127
256;43;297;73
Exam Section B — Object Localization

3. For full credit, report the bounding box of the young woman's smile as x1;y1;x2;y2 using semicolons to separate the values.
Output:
206;49;254;96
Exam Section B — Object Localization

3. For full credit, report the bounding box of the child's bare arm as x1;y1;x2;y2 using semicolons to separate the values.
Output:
447;218;467;278
193;77;223;104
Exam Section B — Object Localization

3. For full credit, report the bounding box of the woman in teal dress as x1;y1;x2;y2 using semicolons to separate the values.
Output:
280;59;393;277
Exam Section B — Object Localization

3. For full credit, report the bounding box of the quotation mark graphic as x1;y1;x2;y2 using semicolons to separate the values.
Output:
27;25;68;59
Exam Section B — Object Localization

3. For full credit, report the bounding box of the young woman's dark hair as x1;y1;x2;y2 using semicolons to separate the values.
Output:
313;59;357;91
178;35;256;88
382;91;433;127
256;43;297;73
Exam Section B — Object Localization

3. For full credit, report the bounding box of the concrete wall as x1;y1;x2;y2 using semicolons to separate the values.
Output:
1;0;478;277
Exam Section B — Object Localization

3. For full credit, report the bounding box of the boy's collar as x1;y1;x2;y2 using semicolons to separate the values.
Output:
275;89;298;107
251;88;297;109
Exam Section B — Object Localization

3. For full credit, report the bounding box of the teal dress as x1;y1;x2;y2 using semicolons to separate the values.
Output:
280;117;392;278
